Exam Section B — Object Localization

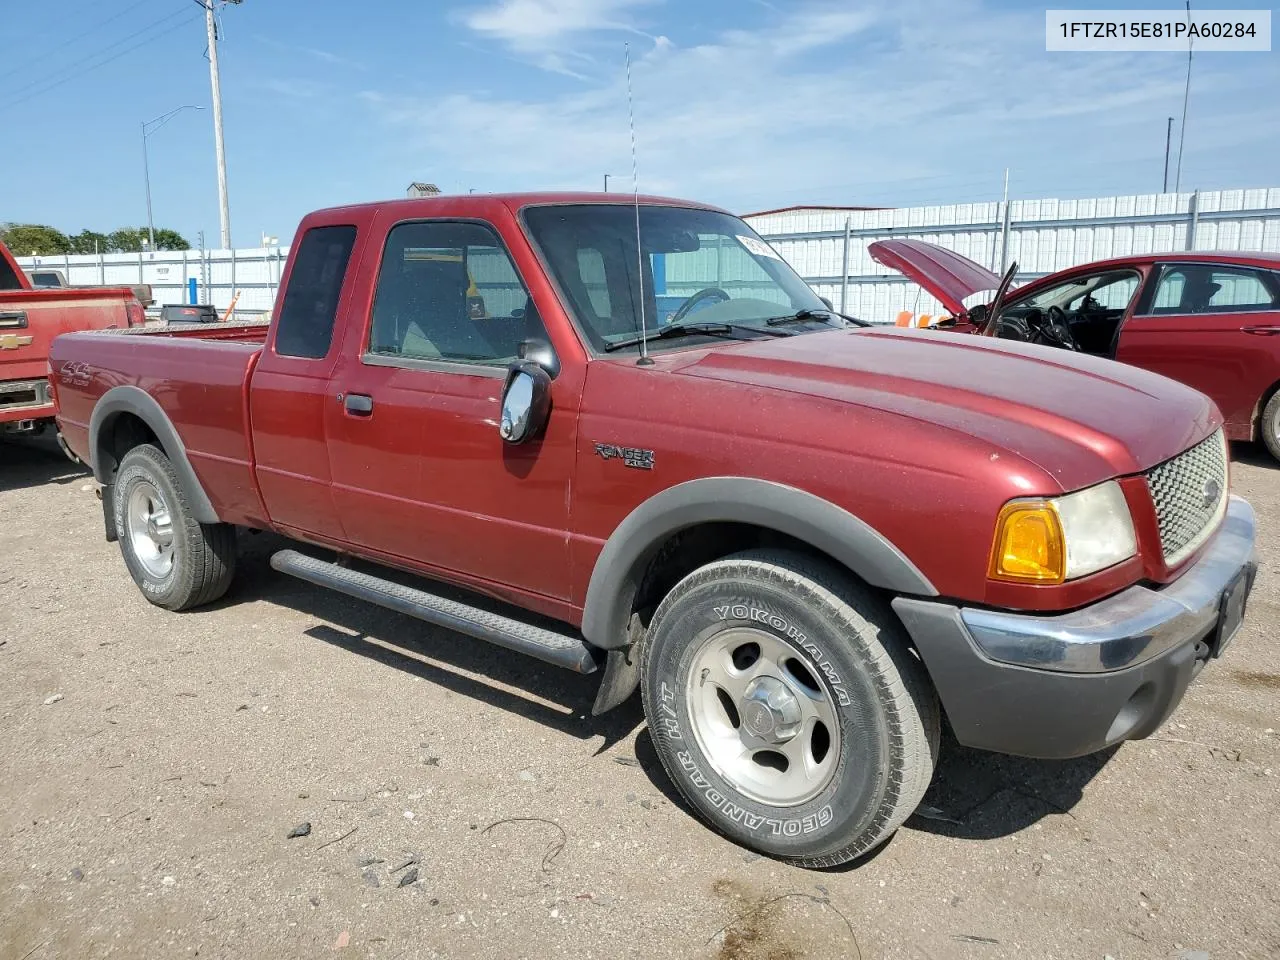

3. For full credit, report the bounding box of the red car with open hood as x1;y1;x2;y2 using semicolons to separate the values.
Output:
870;239;1280;459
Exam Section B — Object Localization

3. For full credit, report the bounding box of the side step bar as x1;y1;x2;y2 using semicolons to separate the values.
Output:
270;549;598;675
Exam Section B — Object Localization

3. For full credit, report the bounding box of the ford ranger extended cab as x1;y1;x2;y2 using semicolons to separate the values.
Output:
1;239;144;438
50;194;1257;867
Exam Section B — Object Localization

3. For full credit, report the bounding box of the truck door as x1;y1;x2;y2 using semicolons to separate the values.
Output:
1116;262;1280;437
324;215;575;602
250;221;363;540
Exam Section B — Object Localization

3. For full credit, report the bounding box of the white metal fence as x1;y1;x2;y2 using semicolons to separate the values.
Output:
16;246;288;318
18;187;1280;325
745;187;1280;324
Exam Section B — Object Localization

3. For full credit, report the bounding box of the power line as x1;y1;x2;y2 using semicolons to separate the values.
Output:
6;6;196;102
1;11;202;113
0;0;159;83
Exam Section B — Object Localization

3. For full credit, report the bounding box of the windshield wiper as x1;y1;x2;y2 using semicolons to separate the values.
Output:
765;308;870;328
602;321;791;353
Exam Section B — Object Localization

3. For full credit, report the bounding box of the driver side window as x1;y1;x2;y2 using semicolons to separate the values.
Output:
368;221;550;367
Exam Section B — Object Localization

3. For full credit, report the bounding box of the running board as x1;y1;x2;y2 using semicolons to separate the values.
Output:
270;549;598;675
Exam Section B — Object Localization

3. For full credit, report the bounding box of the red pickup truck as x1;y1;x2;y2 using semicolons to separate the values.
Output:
51;193;1257;867
1;240;144;439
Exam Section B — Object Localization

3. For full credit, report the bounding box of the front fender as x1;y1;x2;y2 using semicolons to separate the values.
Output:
580;476;936;650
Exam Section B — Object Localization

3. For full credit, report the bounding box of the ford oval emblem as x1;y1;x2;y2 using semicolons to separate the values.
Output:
1202;477;1222;509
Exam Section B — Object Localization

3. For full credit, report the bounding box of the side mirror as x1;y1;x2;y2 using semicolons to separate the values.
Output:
518;336;560;379
500;361;552;444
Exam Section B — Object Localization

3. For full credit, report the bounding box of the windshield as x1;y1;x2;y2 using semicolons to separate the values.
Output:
522;204;833;354
1019;271;1140;311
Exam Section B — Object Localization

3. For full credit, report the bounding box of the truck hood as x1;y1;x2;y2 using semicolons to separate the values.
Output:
868;238;1002;316
678;327;1218;490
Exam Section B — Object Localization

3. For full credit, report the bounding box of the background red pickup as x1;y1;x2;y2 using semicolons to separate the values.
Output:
1;239;144;436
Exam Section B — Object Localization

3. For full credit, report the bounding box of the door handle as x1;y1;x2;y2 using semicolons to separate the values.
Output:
1240;325;1280;336
343;393;374;416
0;311;28;329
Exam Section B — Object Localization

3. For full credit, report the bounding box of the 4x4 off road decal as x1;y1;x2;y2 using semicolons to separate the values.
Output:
660;682;832;837
713;604;851;706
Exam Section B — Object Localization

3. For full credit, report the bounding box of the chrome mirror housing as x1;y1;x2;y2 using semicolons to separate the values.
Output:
500;361;551;443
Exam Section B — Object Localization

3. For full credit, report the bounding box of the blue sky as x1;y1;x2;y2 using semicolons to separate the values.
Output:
1;0;1276;248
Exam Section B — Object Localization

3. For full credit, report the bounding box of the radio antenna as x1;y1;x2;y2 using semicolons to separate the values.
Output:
625;42;653;366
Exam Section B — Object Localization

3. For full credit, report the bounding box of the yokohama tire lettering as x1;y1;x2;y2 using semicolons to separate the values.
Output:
712;604;851;706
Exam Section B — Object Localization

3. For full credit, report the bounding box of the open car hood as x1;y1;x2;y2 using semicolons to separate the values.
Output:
868;239;1002;316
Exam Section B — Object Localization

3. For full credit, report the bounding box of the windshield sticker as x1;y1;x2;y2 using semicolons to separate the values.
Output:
736;235;782;260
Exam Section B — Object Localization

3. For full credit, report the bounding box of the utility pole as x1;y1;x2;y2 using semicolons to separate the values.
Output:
203;0;236;249
998;167;1011;273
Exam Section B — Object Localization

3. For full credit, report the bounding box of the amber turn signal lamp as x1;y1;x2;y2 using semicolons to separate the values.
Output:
988;501;1066;583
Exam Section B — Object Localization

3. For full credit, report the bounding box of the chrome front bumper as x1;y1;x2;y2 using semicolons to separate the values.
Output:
961;495;1256;674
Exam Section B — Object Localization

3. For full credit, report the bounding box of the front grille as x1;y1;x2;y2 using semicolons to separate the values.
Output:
1146;428;1228;565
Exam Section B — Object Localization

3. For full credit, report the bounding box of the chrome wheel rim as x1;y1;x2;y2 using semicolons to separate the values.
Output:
126;480;174;580
685;627;842;806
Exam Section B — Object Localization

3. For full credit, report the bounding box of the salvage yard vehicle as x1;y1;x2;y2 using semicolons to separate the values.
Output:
870;239;1280;460
50;193;1257;867
0;239;145;439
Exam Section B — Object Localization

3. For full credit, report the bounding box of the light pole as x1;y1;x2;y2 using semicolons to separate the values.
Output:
143;105;203;250
604;174;617;192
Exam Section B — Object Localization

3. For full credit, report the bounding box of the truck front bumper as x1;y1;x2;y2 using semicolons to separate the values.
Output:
893;496;1256;759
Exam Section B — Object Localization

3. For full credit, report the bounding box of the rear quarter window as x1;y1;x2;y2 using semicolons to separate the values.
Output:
0;256;23;291
274;225;357;359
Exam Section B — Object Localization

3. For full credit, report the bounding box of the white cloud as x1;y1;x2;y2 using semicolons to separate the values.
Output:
370;0;1279;209
463;0;654;50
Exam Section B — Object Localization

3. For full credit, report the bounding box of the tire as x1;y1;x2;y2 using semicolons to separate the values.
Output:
112;443;237;611
1260;391;1280;463
640;548;940;867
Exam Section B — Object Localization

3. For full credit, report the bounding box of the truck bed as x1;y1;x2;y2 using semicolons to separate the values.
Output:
51;322;269;525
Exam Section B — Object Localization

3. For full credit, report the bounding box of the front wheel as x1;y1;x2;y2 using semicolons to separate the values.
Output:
113;443;237;611
640;549;939;867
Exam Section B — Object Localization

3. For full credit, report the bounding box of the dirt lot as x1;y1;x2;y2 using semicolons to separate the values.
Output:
1;433;1277;960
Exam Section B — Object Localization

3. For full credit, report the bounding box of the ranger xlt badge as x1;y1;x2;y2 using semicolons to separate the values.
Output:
594;442;655;470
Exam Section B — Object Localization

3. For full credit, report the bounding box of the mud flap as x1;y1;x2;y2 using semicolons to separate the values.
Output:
591;647;640;715
101;482;118;542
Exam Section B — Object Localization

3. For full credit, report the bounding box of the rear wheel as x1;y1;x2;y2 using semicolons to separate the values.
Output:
1260;391;1280;463
640;549;939;867
113;444;236;610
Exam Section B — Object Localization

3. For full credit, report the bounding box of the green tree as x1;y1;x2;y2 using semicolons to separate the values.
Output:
67;230;109;255
107;228;146;253
151;228;191;251
0;223;70;256
106;227;191;252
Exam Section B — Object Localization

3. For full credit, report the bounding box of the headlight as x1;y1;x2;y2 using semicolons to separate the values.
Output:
989;480;1136;584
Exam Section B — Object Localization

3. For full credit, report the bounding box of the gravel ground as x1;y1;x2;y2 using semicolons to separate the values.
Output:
1;432;1277;960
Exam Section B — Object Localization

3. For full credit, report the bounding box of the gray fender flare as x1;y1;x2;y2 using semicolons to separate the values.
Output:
88;384;220;524
580;476;937;650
